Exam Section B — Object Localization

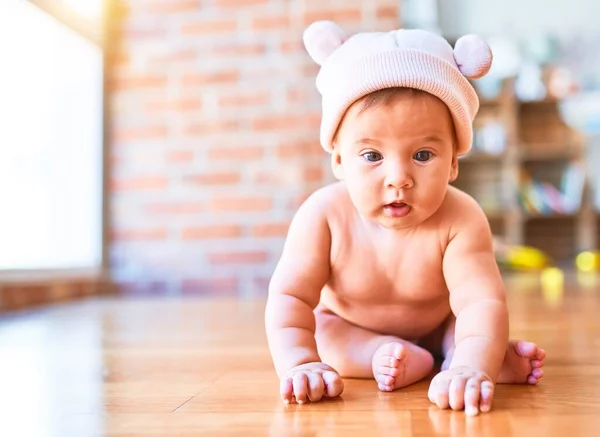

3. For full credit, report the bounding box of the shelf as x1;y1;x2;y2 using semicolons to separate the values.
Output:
519;144;580;162
523;213;578;221
519;98;560;106
460;152;505;163
484;211;505;220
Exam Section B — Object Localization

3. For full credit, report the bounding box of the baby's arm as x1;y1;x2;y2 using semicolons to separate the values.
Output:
429;197;508;414
265;191;342;402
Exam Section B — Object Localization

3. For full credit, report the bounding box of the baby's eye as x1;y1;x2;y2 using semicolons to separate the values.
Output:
362;151;383;162
414;150;433;162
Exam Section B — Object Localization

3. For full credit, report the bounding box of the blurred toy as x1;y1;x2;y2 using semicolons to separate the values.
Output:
540;267;564;306
575;251;600;273
493;236;551;271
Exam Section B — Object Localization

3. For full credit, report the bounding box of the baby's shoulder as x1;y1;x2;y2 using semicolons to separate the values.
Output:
298;181;354;222
437;186;491;236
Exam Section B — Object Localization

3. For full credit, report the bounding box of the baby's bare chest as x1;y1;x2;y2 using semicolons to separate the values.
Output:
329;235;448;305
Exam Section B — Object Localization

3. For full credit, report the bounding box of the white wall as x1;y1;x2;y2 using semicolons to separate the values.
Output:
438;0;600;40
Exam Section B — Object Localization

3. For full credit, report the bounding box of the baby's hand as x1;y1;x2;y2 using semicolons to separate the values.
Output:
280;362;344;404
428;367;494;416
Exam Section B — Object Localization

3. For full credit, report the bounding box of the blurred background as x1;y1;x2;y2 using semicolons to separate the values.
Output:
2;0;600;310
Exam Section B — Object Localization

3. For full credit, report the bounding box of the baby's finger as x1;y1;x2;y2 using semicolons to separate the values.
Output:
322;371;344;398
464;377;481;416
448;376;468;411
306;372;325;402
292;373;309;404
430;378;450;409
479;380;494;413
280;377;294;404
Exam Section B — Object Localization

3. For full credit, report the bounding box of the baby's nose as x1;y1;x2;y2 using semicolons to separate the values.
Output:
386;162;413;189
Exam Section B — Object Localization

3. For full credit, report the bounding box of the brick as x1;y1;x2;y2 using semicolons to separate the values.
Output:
215;0;268;8
209;196;273;212
110;74;167;91
276;140;323;158
146;98;202;113
148;49;198;65
143;0;201;14
181;277;238;294
208;251;269;264
181;20;237;35
112;125;168;142
214;43;266;57
181;224;242;239
251;222;290;238
218;91;270;108
111;176;169;191
146;202;203;214
185;171;241;185
208;146;263;161
111;227;168;241
117;24;167;40
252;15;290;30
279;40;304;54
166;150;194;163
184;120;240;136
287;88;309;104
303;8;362;25
302;165;324;182
182;70;239;86
376;5;399;20
252;115;305;132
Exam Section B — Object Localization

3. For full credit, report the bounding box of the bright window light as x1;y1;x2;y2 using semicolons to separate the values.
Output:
60;0;103;20
0;0;103;270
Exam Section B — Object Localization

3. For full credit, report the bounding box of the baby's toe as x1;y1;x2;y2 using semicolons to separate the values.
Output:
377;342;406;361
376;374;395;387
527;375;539;384
531;368;544;379
531;359;544;368
536;348;546;361
375;364;401;377
515;341;537;358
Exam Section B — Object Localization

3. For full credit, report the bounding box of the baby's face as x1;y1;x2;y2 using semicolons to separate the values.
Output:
332;91;458;230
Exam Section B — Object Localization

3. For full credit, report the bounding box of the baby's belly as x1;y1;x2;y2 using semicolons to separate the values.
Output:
320;290;451;341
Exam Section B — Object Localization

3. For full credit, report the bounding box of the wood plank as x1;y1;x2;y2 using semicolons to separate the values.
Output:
0;273;598;436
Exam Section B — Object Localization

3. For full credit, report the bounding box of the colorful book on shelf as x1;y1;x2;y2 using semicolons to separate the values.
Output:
517;163;585;215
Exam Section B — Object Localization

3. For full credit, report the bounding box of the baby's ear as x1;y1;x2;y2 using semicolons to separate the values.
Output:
303;20;346;66
330;147;345;181
448;153;459;183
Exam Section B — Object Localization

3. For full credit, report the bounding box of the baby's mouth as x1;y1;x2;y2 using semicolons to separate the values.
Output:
383;202;411;218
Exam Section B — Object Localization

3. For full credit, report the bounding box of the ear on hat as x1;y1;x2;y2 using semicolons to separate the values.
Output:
453;34;493;79
303;20;346;66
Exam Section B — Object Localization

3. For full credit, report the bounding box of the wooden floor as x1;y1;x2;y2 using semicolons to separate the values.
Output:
1;272;599;436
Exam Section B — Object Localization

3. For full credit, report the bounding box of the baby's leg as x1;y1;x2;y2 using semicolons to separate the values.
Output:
438;315;545;384
314;306;435;392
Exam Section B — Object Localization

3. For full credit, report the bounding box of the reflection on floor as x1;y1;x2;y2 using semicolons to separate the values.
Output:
0;272;599;436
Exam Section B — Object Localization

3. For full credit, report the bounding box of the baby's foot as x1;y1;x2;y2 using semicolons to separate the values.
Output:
497;340;546;384
372;342;434;392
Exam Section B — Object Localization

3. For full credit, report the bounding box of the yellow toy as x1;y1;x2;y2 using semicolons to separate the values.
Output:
575;251;600;273
493;236;551;271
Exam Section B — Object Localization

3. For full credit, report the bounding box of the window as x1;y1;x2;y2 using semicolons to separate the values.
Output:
0;0;104;271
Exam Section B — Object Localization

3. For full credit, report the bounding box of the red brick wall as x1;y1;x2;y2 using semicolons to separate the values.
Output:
108;0;401;295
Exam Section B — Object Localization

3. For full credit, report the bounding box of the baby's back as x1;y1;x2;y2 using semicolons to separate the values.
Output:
316;182;473;340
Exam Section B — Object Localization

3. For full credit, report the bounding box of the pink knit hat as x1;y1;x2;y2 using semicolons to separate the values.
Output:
303;21;493;156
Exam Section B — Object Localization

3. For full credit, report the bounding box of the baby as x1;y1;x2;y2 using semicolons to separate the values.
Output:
265;21;545;416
